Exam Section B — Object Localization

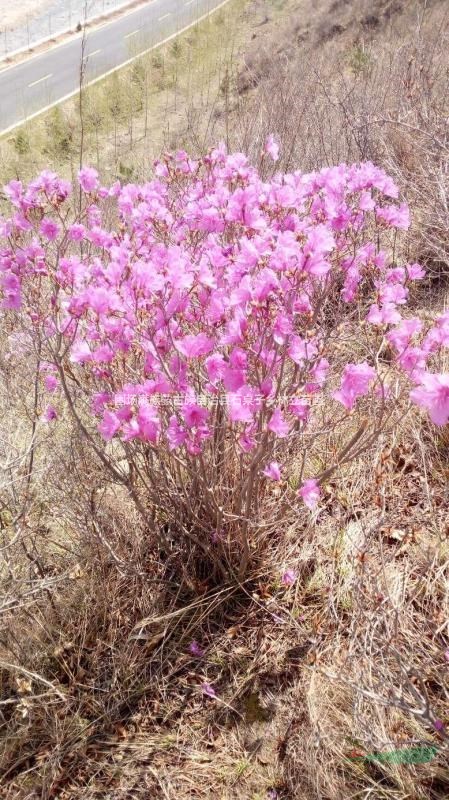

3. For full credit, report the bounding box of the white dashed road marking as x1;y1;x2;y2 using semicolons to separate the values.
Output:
28;73;52;87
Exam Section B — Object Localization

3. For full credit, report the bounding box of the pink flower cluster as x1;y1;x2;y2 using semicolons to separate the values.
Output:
1;144;448;511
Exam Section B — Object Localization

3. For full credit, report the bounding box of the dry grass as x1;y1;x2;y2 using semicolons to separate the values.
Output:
2;320;449;798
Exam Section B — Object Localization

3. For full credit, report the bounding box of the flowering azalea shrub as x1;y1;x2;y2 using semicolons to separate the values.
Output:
1;142;448;579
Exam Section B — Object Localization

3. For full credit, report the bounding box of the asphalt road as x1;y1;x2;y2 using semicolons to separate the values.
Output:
0;0;227;135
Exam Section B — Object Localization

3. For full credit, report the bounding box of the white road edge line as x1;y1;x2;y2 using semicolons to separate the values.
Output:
28;73;52;88
0;0;231;138
158;13;171;21
0;0;158;71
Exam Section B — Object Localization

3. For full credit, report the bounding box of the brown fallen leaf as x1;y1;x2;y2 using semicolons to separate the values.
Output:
114;723;128;740
144;630;167;653
16;677;32;694
69;563;83;580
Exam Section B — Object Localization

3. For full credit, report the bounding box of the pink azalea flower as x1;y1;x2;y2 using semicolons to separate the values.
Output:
201;682;217;698
273;314;292;345
359;190;375;211
223;367;246;391
44;374;59;392
14;213;32;232
121;418;140;441
299;478;320;509
116;405;133;423
410;373;449;426
263;461;281;481
281;569;297;586
253;268;279;302
367;303;402;325
70;341;92;364
239;426;257;452
406;262;426;280
174;333;214;359
2;290;21;310
167;415;187;450
376;203;410;230
398;346;427;378
385;267;406;284
78;166;99;193
310;357;330;388
227;392;254;423
4;179;23;207
88;226;110;248
305;223;335;255
137;403;160;443
205;353;226;383
229;347;247;369
427;311;449;349
264;134;279;162
378;281;408;306
387;318;422;352
268;408;291;438
99;410;121;440
182;399;209;427
42;404;57;422
85;286;112;316
4;274;22;301
288;335;317;365
92;344;115;363
288;397;309;421
3;147;449;468
91;392;111;413
68;223;86;241
189;641;204;657
40;218;60;241
333;362;376;410
293;293;312;315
